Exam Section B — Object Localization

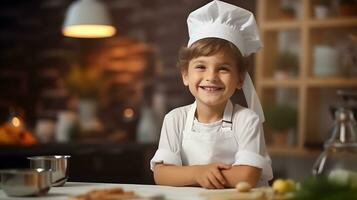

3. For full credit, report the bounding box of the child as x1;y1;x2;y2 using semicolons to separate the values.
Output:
150;0;273;189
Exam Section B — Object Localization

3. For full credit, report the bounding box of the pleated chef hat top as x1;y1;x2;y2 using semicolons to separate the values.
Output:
187;0;265;122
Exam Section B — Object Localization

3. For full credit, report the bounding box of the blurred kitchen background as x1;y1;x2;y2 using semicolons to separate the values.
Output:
0;0;356;184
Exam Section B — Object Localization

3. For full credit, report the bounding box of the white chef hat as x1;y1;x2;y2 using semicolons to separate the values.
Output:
187;0;265;122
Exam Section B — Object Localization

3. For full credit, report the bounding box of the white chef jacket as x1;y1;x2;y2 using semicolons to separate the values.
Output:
150;100;273;186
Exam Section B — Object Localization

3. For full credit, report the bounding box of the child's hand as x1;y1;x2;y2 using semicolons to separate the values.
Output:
195;163;231;189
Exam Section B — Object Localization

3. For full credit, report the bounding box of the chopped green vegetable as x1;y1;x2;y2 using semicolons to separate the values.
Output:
293;176;357;200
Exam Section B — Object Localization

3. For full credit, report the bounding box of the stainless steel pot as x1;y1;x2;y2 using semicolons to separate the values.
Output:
28;155;70;186
0;168;51;197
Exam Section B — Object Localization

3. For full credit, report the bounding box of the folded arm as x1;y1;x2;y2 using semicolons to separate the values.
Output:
154;162;231;189
153;164;199;187
153;163;261;189
221;165;262;188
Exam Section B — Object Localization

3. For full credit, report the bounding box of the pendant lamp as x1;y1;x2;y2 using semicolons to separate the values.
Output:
62;0;116;38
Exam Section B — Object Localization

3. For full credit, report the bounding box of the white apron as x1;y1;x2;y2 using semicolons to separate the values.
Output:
181;101;237;165
180;100;269;187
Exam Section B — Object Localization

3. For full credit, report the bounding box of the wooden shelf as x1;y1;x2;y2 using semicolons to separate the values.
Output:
262;18;357;30
258;79;301;88
307;78;357;87
256;0;357;156
308;18;357;28
258;78;357;88
267;146;321;157
261;21;301;30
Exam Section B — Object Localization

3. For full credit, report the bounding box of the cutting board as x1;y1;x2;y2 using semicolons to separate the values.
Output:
200;187;291;200
201;190;265;200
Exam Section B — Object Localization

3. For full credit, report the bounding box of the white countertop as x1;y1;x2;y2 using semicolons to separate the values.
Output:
0;182;235;200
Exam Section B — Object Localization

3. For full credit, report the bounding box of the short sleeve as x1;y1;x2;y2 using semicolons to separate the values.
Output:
232;111;273;181
150;112;183;171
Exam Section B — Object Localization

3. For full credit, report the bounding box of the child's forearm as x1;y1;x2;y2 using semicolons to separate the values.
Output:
153;164;201;186
221;165;262;188
153;164;261;188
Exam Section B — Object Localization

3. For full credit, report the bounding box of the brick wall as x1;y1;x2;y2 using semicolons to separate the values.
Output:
0;0;255;141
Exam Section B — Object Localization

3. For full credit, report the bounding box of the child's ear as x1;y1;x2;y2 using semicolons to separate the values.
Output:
181;70;189;86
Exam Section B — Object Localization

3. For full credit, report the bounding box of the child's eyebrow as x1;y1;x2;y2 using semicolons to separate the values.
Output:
192;59;233;66
218;63;232;66
191;59;206;64
216;62;235;69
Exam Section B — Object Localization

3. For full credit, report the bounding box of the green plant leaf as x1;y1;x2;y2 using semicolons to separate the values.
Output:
265;104;297;131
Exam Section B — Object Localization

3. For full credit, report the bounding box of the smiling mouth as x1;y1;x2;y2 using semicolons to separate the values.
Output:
199;86;223;91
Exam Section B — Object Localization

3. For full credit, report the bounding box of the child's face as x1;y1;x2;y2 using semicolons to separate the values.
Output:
182;51;244;108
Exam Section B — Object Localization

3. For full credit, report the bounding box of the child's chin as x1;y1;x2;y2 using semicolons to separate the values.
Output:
199;99;226;106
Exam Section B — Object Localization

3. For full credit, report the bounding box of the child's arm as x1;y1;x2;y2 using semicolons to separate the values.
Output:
221;165;262;188
153;163;231;189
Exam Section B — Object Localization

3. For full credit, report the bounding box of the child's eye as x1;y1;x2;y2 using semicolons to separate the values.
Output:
195;65;206;70
218;66;230;72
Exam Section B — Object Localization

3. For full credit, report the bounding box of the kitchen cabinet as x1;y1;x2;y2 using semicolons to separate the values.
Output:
255;0;357;155
0;142;156;184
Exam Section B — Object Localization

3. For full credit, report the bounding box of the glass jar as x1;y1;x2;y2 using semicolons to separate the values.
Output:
324;108;357;147
312;107;357;184
313;143;357;179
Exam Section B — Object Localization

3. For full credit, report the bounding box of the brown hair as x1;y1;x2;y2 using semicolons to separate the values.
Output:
177;38;248;75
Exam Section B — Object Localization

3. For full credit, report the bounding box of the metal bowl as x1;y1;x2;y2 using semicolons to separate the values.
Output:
28;155;70;187
0;168;51;197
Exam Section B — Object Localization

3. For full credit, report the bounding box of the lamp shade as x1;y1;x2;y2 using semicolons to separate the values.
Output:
62;0;116;38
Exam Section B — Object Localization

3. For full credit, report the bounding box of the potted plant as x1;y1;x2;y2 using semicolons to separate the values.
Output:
280;6;296;19
65;65;104;132
265;104;297;146
275;51;299;79
65;64;103;100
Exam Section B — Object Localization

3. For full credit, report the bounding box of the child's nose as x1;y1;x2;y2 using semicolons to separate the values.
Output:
205;70;218;81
